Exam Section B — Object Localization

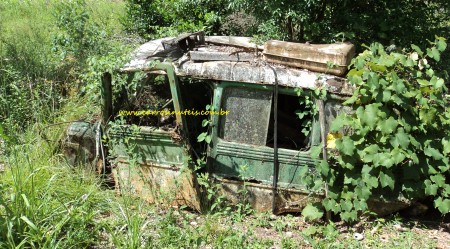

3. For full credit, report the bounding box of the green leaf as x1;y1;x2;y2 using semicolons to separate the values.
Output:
417;79;429;86
380;171;395;190
330;114;347;132
364;175;379;188
360;104;380;129
424;179;438;195
430;174;446;187
424;146;444;160
436;39;447;52
379;116;398;134
436;78;444;89
302;203;324;221
310;145;322;158
443;139;450;155
390;129;410;149
363;144;379;155
361;164;373;175
411;44;423;55
336;137;355;156
353;199;368;211
318;160;329;176
202;119;209;127
404;58;415;67
197;132;207;142
429;47;441;61
340;210;357;222
434;197;450;214
394;80;406;94
343;94;358;105
355;185;371;200
20;216;38;231
323;198;337;211
340;199;353;212
391;148;406;164
382;90;391;102
205;135;212;144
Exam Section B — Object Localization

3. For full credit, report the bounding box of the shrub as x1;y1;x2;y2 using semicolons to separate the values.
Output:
313;37;450;221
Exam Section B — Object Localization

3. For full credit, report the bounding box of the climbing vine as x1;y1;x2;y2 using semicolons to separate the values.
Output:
305;37;450;222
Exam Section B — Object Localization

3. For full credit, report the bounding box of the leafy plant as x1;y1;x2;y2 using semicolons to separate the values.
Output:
197;104;214;144
312;37;450;221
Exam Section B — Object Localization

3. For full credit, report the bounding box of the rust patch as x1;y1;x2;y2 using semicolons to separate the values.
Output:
115;162;201;211
215;178;411;216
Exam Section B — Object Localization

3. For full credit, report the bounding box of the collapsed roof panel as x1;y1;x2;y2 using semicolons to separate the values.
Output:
121;33;354;95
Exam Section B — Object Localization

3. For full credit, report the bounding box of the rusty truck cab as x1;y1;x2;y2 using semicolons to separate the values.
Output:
66;32;407;215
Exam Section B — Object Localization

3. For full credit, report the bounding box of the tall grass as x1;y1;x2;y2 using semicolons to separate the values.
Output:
0;1;143;247
0;97;106;248
0;0;130;137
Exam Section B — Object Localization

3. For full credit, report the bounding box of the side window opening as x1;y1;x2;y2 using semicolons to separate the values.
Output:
219;87;314;151
179;78;213;147
119;73;175;128
266;93;313;150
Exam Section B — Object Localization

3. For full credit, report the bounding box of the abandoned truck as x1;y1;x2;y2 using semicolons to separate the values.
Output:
64;32;409;215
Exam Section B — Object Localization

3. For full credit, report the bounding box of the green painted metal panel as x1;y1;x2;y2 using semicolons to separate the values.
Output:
211;139;315;189
208;81;320;190
109;127;187;168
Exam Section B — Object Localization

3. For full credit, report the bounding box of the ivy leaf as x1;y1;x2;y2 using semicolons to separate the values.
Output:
394;80;406;94
336;137;355;156
436;78;444;89
379;156;395;168
355;186;371;200
330;114;347;132
318;160;329;176
436;39;447;52
322;198;337;211
411;44;423;56
353;199;368;211
391;148;406;164
340;199;353;212
390;129;410;149
360;104;380;129
310;145;322;158
434;197;450;214
417;79;429;86
382;90;391;102
424;146;444;160
360;145;378;163
302;203;324;221
380;171;395;190
427;47;441;61
340;210;357;222
364;175;379;188
379;116;398;135
424;179;438;195
361;164;373;175
430;174;446;187
197;132;207;142
443;138;450;155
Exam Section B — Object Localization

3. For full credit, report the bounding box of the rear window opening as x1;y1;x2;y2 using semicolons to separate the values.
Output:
267;93;313;150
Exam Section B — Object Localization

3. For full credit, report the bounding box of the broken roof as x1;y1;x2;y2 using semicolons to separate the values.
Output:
121;33;353;95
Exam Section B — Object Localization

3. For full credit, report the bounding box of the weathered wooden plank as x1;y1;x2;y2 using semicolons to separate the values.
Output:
263;41;355;76
205;36;264;50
